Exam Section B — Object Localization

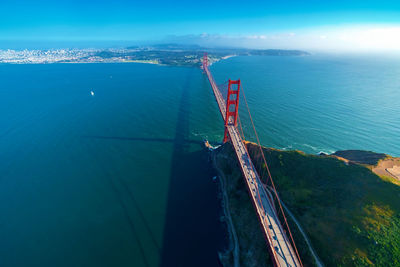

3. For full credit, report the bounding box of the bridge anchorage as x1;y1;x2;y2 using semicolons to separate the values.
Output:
202;53;303;267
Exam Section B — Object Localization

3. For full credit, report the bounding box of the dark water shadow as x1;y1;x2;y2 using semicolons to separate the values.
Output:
82;137;166;261
91;153;151;267
81;136;203;146
84;69;225;266
159;69;224;267
117;177;161;254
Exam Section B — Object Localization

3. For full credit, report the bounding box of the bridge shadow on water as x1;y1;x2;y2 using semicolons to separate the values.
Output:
81;136;203;146
83;68;225;267
159;68;225;267
101;166;152;266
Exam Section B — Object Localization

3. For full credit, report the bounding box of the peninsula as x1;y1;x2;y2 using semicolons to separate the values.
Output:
213;142;400;266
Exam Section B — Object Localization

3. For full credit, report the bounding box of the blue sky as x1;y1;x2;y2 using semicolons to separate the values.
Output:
1;0;400;50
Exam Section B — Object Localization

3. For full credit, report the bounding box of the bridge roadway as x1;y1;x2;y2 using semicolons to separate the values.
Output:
204;66;301;267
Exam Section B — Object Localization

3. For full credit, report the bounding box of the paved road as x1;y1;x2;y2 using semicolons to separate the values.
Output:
205;66;301;267
264;185;324;267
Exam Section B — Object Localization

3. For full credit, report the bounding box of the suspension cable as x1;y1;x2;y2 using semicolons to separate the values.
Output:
237;114;245;140
240;84;303;267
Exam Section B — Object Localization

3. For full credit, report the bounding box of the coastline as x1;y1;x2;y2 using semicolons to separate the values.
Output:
0;53;237;66
211;148;240;267
0;60;164;65
211;143;271;267
221;55;236;60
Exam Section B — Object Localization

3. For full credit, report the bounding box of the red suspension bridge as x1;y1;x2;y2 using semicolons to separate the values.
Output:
202;53;302;267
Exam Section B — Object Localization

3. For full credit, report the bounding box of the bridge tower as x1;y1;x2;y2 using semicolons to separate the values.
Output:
202;52;208;69
223;79;241;143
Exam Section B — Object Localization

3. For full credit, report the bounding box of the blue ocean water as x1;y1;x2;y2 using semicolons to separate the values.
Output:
0;54;399;266
0;63;225;267
211;54;400;156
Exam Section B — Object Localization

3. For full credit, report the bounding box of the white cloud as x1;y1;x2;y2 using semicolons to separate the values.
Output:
335;26;400;51
164;25;400;52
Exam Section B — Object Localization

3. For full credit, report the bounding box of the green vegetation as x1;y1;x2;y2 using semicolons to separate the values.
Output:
244;144;400;266
215;144;317;267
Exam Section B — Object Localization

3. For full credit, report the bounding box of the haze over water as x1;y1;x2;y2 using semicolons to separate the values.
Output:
0;54;399;266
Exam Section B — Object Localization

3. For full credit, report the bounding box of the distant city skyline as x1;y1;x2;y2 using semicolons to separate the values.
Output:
2;0;400;51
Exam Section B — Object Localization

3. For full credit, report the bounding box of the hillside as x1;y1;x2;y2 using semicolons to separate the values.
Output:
214;143;400;266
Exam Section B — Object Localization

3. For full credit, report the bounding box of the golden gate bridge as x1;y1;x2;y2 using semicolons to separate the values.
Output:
202;53;302;267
